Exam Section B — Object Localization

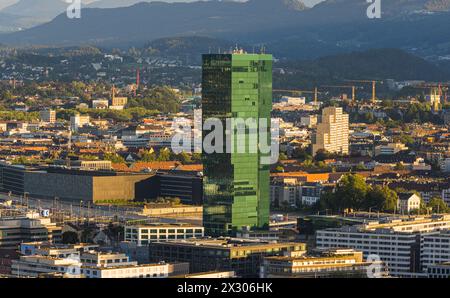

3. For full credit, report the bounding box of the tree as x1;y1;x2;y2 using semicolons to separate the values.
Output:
177;152;192;164
139;150;156;162
62;231;79;244
427;197;449;214
274;165;284;173
365;185;398;212
157;148;171;161
334;174;369;211
393;162;406;171
314;149;331;162
279;152;288;161
103;153;125;164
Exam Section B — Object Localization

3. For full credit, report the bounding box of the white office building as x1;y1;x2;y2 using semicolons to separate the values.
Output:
124;223;204;246
316;215;450;277
421;230;450;271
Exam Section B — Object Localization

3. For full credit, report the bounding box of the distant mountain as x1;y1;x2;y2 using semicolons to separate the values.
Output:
87;0;150;8
274;48;450;90
1;0;68;19
142;36;249;64
0;11;48;32
87;0;200;9
1;0;450;61
0;0;309;45
0;0;18;10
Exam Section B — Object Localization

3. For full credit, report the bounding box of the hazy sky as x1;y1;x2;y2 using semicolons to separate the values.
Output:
0;0;326;11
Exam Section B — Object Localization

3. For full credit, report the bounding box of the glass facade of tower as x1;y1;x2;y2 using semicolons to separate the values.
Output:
202;53;272;236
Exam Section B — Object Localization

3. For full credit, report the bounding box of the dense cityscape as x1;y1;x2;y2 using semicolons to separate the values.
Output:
0;0;449;289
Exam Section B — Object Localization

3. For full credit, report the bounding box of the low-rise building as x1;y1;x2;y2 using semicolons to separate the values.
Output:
149;238;306;277
124;223;204;246
374;143;408;156
0;212;62;249
261;249;387;278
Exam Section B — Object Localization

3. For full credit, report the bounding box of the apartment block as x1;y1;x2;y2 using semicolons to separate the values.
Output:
312;107;349;156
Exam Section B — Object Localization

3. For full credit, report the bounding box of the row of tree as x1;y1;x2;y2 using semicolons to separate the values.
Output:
318;174;399;213
318;174;450;214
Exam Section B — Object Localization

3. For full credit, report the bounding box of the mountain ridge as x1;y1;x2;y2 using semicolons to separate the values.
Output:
1;0;450;61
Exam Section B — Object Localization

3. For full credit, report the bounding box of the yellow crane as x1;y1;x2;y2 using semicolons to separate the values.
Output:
344;80;382;104
273;88;321;104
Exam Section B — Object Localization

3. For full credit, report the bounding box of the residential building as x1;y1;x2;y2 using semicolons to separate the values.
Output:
398;193;421;214
300;115;317;128
39;110;56;123
312;107;349;156
92;99;109;109
70;114;90;132
202;52;272;236
270;178;300;208
440;158;450;173
374;143;408;156
301;182;323;206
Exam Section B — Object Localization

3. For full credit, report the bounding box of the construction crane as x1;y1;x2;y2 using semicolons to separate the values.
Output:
273;88;321;104
344;80;382;104
321;85;359;105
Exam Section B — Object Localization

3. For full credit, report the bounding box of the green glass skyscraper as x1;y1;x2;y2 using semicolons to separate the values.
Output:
202;52;272;236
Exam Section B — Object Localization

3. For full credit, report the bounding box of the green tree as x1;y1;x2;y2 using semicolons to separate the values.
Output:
140;150;156;162
103;153;125;164
157;148;171;161
365;185;399;212
62;231;79;244
427;197;449;214
334;174;369;211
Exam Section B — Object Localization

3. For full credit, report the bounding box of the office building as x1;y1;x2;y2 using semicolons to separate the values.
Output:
11;251;189;278
426;263;450;278
421;230;450;272
316;215;450;276
124;223;204;246
261;249;387;278
0;213;62;249
20;242;99;258
312;107;349;156
0;162;154;203
149;238;305;277
202;51;272;236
